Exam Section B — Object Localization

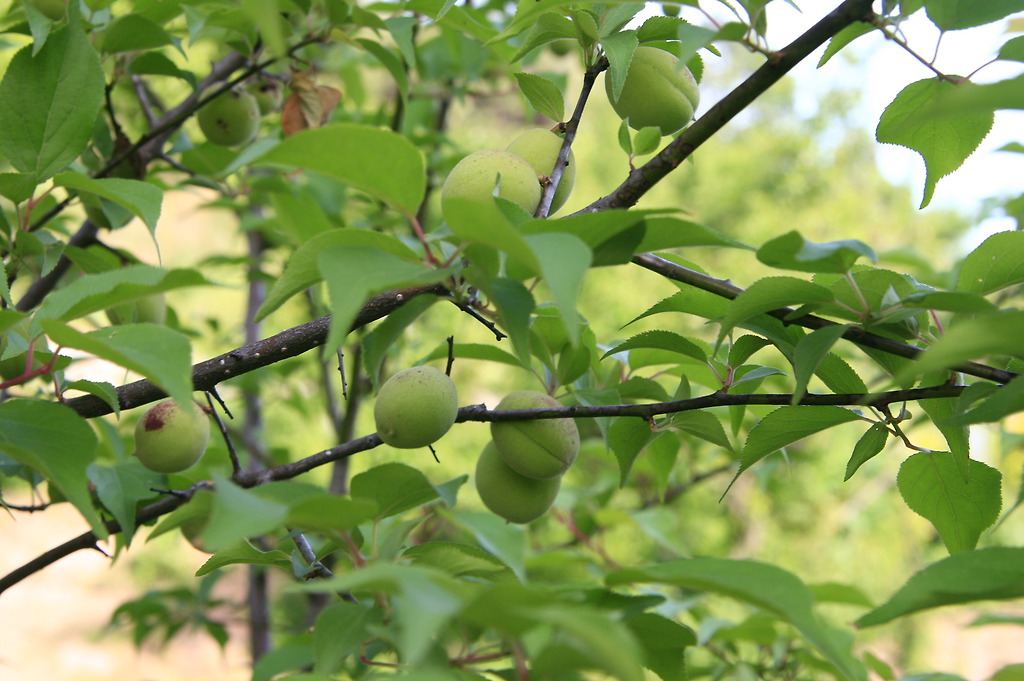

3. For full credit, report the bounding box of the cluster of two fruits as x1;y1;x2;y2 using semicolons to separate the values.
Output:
373;366;579;525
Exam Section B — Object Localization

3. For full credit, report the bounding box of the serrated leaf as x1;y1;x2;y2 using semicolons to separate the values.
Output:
924;0;1024;30
87;461;163;547
41;321;194;408
844;422;889;481
956;230;1024;294
717;277;835;345
918;372;970;481
603;329;708;363
626;613;696;681
607;558;866;681
194;539;293;577
0;21;104;181
758;231;876;274
202;477;290;552
54;173;163;231
350;463;441;519
944;375;1024;426
313;602;382;674
791;325;851;405
609;416;655;486
819;22;875;67
510;12;577;62
876;78;993;208
514;72;565;121
856;547;1024;627
259;124;426;217
603;31;640;101
102;14;174;53
671;410;733;451
897;452;1001;553
402;542;519;583
319;246;453;358
256;230;417;321
525;232;591;347
444;197;539;272
730;406;862;490
0;399;105;539
287;495;379;535
894;311;1024;384
635;216;752;252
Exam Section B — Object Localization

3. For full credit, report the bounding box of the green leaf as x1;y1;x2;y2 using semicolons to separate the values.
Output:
894;311;1024;384
513;72;564;121
632;126;662;155
844;423;889;481
917;373;970;481
757;231;877;274
41;321;194;408
730;406;862;490
635;216;752;252
510;12;577;62
53;173;163;232
0;399;105;538
924;0;1024;30
856;547;1024;627
444;197;539;272
999;35;1024;62
819;22;875;67
256;230;417;321
897;452;1002;553
286;495;379;536
609;416;655;486
876;78;994;208
401;542;519;583
603;30;640;101
943;375;1024;426
319;246;453;358
202;477;290;552
34;265;209;323
362;296;439;389
525;232;591;347
670;410;733;451
259;124;426;217
791;325;852;406
0;21;104;181
102;14;175;53
956;230;1024;294
87;461;163;547
350;462;441;520
717;277;835;345
603;330;708;363
607;558;866;681
312;602;382;674
625;613;696;681
194;539;293;577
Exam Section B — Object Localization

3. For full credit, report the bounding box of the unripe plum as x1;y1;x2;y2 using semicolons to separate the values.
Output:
247;76;284;115
475;441;560;524
605;46;699;136
106;293;167;325
505;128;576;214
197;87;261;147
373;366;459;449
490;390;579;480
441;149;542;218
134;399;211;474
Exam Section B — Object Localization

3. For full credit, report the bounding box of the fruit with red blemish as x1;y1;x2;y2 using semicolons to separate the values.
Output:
133;399;211;473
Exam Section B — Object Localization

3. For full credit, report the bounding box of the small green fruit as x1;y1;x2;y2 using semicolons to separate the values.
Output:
662;3;681;16
505;128;576;214
605;45;700;136
197;87;261;147
549;40;574;57
180;490;214;553
247;77;284;115
106;293;167;326
490;390;579;480
134;399;211;474
374;366;459;449
476;441;560;524
441;149;542;218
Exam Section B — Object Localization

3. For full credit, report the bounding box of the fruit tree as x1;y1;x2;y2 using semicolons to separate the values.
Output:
1;0;1023;679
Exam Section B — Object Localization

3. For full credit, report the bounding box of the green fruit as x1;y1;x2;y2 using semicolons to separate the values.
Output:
662;3;681;16
247;77;284;115
605;46;700;136
550;39;574;57
180;490;214;553
441;149;542;218
476;441;560;524
490;390;579;480
505;128;576;214
30;0;65;20
106;293;167;325
134;399;211;474
373;366;459;449
197;87;261;147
